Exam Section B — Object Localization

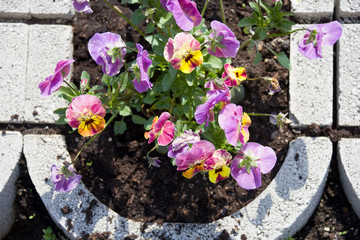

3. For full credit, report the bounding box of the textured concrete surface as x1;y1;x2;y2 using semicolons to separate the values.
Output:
24;135;332;240
0;23;28;123
289;25;333;127
338;139;360;219
25;24;73;123
0;131;23;239
30;0;74;19
339;0;360;17
0;0;30;18
291;0;334;20
338;24;360;126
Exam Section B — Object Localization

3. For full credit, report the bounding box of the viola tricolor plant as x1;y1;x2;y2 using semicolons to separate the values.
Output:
44;0;342;192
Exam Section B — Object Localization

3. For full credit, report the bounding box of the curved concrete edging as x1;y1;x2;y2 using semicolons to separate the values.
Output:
24;135;332;240
338;139;360;218
0;131;23;239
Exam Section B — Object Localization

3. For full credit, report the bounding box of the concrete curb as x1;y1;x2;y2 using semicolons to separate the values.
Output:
0;131;23;239
338;139;360;219
24;135;332;240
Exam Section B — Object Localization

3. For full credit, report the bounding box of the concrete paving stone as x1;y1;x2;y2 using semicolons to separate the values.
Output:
338;138;360;218
338;24;360;126
0;0;30;18
291;0;334;21
29;0;74;20
289;25;333;127
0;23;28;123
24;135;332;240
25;24;73;123
0;131;23;239
339;0;360;18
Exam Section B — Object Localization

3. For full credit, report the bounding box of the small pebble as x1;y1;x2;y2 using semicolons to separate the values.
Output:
188;183;194;190
324;227;330;232
108;137;112;142
75;137;79;143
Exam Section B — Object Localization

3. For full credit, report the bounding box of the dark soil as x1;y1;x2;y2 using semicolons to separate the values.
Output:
3;0;360;239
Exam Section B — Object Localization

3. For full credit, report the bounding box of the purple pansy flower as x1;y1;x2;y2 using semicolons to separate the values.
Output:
51;164;82;192
88;32;127;76
218;103;251;147
195;88;229;126
167;130;201;158
161;0;202;31
231;142;276;190
132;44;153;93
39;59;75;97
72;0;93;13
208;20;240;58
298;21;342;59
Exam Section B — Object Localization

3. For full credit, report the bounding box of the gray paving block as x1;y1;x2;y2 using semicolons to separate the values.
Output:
0;23;28;123
338;24;360;126
29;0;74;19
291;0;334;21
0;131;23;239
0;0;30;18
289;25;333;127
26;24;73;123
24;135;332;239
338;138;360;218
339;0;360;17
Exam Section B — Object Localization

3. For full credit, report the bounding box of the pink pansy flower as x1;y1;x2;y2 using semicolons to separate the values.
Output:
72;0;93;13
144;112;175;146
164;32;203;73
66;94;106;137
39;59;75;97
51;164;82;192
218;103;251;147
175;140;215;179
208;20;240;58
88;32;127;76
231;142;276;190
132;43;153;93
222;64;247;87
161;0;202;31
195;88;229;126
167;130;201;158
298;21;342;59
203;149;232;183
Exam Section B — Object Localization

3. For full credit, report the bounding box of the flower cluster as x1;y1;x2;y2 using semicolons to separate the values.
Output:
43;0;342;193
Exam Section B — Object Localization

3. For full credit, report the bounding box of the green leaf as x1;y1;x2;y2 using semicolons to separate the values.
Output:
145;22;155;34
144;35;165;55
238;17;257;27
144;117;155;130
53;107;67;116
57;86;77;98
132;8;146;25
114;121;127;135
276;52;291;70
132;115;147;125
203;55;223;69
257;27;267;40
80;71;90;81
254;51;262;65
119;72;129;93
249;2;261;14
162;72;176;91
56;115;67;125
119;105;132;116
121;0;139;3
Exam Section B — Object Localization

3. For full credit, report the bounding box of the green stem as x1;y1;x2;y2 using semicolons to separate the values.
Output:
63;80;80;95
219;0;226;24
266;28;310;38
239;38;253;50
258;0;263;27
104;0;146;38
256;40;277;55
246;112;274;117
201;0;210;17
73;113;118;163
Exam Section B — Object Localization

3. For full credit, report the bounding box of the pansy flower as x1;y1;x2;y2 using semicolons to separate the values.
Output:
218;103;251;147
51;164;82;192
39;59;75;97
161;0;202;31
88;32;127;76
222;64;247;87
167;130;201;158
195;88;229;126
66;94;106;137
298;21;342;59
203;149;232;183
175;140;215;179
164;32;203;73
208;20;240;58
72;0;93;13
144;112;175;146
132;43;153;93
231;142;276;190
